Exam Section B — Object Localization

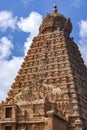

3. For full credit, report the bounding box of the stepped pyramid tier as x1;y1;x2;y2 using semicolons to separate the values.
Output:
0;4;87;130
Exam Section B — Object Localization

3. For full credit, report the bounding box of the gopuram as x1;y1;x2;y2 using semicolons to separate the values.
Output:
0;4;87;130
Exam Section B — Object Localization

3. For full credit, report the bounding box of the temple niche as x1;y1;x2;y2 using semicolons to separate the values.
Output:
0;4;87;130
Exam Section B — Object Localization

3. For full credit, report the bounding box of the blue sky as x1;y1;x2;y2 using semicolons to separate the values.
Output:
0;0;87;101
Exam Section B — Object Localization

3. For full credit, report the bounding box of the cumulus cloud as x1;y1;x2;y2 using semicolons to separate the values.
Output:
0;36;23;101
18;12;42;34
0;37;13;60
0;11;17;31
0;11;42;55
78;19;87;66
78;40;87;65
18;11;42;54
0;57;23;101
79;20;87;38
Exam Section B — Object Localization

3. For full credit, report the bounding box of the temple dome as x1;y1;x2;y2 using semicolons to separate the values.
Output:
39;5;72;36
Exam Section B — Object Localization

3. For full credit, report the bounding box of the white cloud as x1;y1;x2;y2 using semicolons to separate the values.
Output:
0;36;23;101
18;11;42;54
24;34;34;55
79;20;87;38
0;11;42;55
18;12;42;34
0;37;13;60
78;19;87;66
0;57;23;101
0;11;17;31
78;40;87;66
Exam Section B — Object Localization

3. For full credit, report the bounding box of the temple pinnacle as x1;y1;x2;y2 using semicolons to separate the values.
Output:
53;4;58;13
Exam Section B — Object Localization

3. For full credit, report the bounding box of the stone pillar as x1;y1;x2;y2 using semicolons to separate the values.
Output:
13;125;16;130
0;125;2;130
3;107;5;119
12;106;16;119
47;110;54;130
2;125;5;130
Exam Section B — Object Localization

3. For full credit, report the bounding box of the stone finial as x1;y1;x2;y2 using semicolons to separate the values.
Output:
53;4;58;13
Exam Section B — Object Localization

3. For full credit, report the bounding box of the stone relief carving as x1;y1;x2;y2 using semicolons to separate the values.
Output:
13;83;63;105
21;126;26;130
32;124;39;130
42;83;63;102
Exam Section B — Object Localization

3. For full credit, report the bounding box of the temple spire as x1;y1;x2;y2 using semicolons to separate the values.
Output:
53;4;58;13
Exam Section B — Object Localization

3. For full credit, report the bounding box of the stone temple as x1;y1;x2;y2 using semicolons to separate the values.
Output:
0;4;87;130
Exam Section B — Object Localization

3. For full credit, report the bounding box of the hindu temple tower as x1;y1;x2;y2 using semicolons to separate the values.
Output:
0;4;87;130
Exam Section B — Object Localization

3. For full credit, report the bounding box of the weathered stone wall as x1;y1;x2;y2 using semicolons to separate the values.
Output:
66;37;87;129
47;111;67;130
